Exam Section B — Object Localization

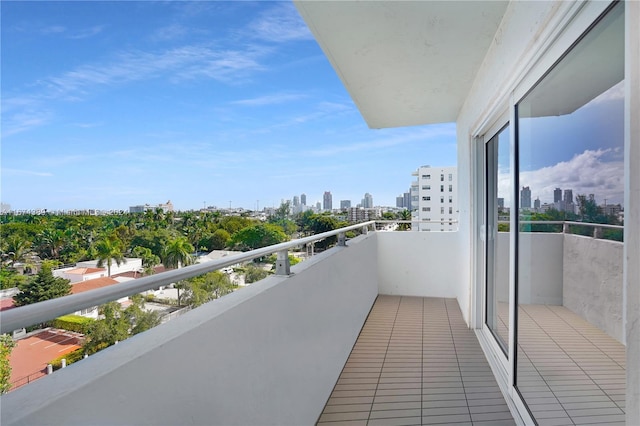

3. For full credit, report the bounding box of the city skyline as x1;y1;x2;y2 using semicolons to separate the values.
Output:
1;1;457;212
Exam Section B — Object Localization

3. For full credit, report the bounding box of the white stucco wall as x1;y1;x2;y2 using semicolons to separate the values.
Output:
1;235;378;426
76;258;142;275
563;234;624;343
377;231;460;299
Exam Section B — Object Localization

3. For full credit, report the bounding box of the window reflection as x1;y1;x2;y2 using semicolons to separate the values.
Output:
515;4;624;424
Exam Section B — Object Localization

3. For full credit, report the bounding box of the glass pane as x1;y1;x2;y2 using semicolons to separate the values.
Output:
485;124;510;355
516;4;624;424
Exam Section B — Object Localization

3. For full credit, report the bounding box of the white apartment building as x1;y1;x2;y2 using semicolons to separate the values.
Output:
411;166;458;231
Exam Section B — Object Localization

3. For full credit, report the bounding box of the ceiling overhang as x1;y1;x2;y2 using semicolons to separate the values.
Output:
295;1;509;129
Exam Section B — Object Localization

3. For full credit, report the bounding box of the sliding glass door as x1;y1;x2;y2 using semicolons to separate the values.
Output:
485;125;511;356
515;3;624;424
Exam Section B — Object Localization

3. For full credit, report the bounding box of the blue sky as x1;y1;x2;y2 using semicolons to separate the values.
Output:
1;1;457;212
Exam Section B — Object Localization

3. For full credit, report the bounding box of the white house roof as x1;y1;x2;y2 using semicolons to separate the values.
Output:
295;1;508;129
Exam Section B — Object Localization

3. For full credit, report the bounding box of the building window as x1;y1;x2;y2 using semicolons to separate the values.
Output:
440;185;444;192
440;174;444;181
422;174;431;179
448;174;453;181
449;207;453;214
440;207;445;214
422;185;431;190
449;196;452;203
449;184;453;192
422;207;430;212
440;196;444;203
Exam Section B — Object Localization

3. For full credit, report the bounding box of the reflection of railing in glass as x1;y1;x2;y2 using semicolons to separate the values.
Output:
498;220;624;241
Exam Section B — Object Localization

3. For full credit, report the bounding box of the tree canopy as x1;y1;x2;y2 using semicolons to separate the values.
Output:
229;223;288;251
14;264;71;306
180;271;237;307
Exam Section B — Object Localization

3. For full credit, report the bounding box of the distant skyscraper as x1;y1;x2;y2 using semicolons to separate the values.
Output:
323;191;332;211
362;193;373;209
564;189;573;205
396;196;404;208
293;195;300;206
340;200;351;210
497;198;505;209
316;202;321;211
520;186;531;209
554;188;562;203
534;197;541;210
301;193;306;206
403;192;411;210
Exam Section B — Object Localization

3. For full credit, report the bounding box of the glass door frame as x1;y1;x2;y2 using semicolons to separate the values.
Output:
474;111;512;387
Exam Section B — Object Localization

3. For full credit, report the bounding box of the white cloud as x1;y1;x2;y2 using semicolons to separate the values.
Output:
1;110;53;137
498;149;624;207
2;168;53;177
305;125;456;157
247;3;313;43
69;25;105;40
231;92;307;106
39;44;266;99
41;25;66;35
151;24;188;42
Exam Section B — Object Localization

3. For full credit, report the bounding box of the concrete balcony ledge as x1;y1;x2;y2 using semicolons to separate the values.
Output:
2;234;379;426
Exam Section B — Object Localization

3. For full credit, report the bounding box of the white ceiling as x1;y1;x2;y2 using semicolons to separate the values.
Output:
295;1;509;129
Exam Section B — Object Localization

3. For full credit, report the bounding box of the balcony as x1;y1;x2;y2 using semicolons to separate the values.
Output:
0;223;627;425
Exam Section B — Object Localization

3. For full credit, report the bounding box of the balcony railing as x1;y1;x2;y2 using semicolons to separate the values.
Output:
0;221;378;334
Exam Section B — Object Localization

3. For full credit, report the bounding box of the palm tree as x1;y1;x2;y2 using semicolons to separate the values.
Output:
163;237;195;306
95;236;126;277
162;237;194;270
38;228;65;259
1;234;31;267
398;209;412;231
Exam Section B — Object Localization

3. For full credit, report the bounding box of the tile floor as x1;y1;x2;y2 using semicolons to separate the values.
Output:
317;296;516;426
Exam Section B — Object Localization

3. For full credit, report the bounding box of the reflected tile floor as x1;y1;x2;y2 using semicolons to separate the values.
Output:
317;296;516;426
516;304;626;426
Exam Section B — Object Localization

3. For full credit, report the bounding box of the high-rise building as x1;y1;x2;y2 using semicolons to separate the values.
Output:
323;191;332;211
396;196;404;208
520;186;531;209
340;200;351;210
554;188;562;203
403;192;411;210
534;197;541;210
563;189;575;213
362;193;373;209
564;189;574;205
410;166;457;231
301;194;306;206
293;196;300;207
